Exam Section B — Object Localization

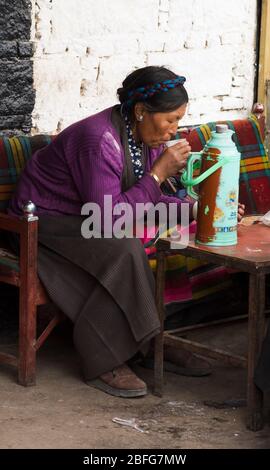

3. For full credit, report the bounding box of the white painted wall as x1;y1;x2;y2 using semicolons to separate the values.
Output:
31;0;258;134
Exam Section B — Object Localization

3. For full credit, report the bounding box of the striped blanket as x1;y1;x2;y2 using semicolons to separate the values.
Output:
142;222;231;305
0;135;53;212
180;115;270;214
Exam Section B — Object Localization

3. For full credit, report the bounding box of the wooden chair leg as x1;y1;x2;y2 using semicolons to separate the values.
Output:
18;290;37;386
154;249;165;397
246;273;265;431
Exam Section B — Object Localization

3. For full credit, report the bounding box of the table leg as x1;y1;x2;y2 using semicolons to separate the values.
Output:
247;273;265;431
154;249;165;397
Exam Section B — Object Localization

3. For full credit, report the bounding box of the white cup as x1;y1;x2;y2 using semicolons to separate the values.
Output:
165;138;187;148
165;138;189;174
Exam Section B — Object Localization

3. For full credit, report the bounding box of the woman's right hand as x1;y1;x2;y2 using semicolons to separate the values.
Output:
150;139;191;183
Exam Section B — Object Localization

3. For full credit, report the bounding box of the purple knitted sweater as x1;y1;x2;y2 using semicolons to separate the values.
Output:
9;107;190;226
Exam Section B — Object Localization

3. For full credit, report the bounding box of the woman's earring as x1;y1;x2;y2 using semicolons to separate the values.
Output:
137;115;144;121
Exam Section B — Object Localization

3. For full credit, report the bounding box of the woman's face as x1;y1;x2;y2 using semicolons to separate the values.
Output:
134;103;187;148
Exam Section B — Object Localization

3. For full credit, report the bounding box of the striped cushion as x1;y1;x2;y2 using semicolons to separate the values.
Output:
0;135;53;211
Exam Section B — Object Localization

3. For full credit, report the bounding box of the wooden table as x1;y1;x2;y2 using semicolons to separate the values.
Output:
154;222;270;431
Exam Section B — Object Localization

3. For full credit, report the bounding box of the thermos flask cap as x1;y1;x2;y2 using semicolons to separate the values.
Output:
216;124;229;133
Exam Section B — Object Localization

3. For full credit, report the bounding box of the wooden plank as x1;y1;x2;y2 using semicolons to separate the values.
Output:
0;352;17;367
158;224;270;274
164;334;247;368
265;80;270;153
18;220;38;386
0;270;20;286
35;312;64;351
154;249;166;397
0;212;28;234
246;273;265;431
165;314;248;336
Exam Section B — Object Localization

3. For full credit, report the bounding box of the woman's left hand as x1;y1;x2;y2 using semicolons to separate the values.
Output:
238;202;245;222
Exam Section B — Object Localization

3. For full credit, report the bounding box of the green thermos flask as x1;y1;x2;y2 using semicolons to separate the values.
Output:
181;124;241;246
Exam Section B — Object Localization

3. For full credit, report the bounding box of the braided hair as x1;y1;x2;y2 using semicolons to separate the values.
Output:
117;66;188;119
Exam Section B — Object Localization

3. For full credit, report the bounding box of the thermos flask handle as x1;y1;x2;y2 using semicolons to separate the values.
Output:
181;152;202;199
181;152;229;199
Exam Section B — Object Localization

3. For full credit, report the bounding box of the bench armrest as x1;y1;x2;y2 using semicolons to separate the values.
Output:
0;212;37;235
0;212;38;280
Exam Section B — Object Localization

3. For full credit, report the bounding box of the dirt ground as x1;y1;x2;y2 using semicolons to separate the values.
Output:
0;317;269;450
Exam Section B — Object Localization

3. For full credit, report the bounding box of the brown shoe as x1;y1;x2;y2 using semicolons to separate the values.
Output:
87;364;147;398
163;346;212;377
141;346;212;377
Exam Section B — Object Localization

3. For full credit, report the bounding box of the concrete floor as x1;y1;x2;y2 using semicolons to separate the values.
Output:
0;319;269;449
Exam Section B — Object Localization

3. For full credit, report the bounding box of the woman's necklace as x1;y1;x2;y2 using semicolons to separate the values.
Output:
124;114;144;180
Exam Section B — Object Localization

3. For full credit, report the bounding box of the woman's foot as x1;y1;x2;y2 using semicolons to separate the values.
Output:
87;364;147;398
163;346;212;377
141;346;212;377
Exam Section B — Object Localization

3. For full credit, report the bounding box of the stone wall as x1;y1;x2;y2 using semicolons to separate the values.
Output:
0;0;34;134
32;0;258;134
1;0;259;134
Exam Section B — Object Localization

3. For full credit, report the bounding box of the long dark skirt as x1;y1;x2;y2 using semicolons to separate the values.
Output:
29;215;160;380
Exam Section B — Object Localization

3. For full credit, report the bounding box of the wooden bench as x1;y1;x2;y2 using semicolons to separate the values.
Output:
0;134;65;386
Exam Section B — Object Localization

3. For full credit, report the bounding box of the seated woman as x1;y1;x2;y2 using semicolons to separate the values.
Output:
8;65;244;398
